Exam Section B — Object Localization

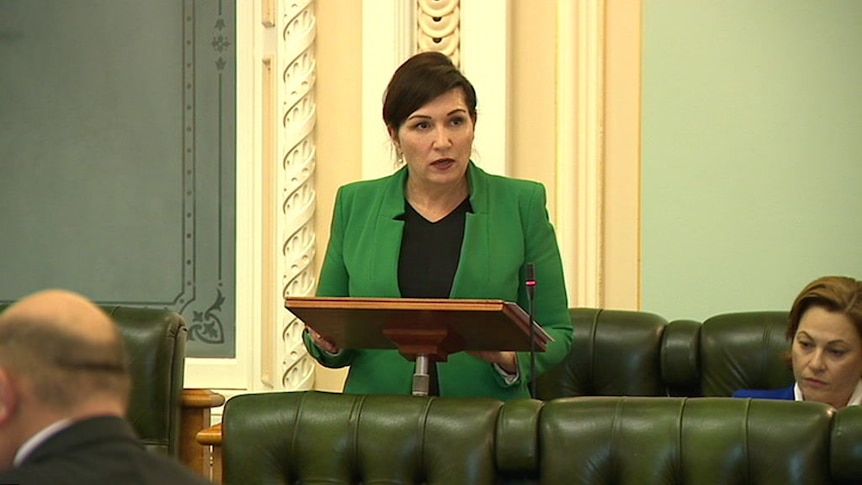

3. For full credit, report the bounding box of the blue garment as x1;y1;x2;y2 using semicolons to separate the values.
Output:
732;385;795;400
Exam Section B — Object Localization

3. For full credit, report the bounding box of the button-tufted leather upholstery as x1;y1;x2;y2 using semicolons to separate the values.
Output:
222;391;504;485
543;396;832;484
535;308;794;400
700;311;793;395
220;391;862;485
533;308;670;399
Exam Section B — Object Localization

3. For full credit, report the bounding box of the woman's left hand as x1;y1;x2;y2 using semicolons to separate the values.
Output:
468;350;518;373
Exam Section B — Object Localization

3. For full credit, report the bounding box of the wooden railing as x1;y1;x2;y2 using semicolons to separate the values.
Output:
179;389;225;480
196;422;224;483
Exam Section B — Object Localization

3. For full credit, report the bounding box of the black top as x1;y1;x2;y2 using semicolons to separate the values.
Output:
397;196;471;395
397;196;471;298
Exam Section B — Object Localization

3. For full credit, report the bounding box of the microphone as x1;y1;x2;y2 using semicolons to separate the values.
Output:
525;262;537;397
526;263;536;300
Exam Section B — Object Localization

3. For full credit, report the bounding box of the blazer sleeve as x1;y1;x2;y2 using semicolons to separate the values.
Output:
302;186;357;367
510;182;573;384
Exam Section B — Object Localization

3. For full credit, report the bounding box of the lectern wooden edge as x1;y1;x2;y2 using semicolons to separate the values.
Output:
285;296;551;396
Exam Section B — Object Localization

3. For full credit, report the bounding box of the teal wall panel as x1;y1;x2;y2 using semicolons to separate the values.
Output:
0;0;236;357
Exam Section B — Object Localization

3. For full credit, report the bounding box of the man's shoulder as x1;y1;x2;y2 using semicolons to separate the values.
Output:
6;416;212;485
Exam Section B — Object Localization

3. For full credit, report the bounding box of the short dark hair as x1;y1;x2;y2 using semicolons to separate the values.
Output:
787;276;862;341
382;51;478;132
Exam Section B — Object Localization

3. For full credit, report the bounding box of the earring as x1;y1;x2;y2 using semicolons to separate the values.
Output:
397;152;405;165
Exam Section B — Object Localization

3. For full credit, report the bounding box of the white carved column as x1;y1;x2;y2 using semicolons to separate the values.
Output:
276;0;317;390
416;0;460;64
556;0;605;308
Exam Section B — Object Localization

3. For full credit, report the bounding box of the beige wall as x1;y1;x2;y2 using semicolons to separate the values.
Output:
311;0;362;391
315;0;362;261
510;2;559;214
510;1;642;310
603;1;642;309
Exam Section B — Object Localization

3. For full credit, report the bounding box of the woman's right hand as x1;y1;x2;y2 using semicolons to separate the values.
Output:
306;326;340;354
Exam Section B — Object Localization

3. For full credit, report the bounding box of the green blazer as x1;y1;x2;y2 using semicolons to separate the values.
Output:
304;162;572;400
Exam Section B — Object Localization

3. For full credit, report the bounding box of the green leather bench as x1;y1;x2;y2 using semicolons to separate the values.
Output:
535;308;794;400
219;390;862;485
194;308;836;483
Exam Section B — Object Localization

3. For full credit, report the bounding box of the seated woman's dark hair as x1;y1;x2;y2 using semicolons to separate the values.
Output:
382;51;478;132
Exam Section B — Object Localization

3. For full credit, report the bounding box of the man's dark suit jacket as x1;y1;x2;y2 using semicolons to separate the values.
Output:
0;416;211;485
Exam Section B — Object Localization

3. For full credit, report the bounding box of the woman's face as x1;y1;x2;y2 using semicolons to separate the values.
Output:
391;88;474;191
792;305;862;408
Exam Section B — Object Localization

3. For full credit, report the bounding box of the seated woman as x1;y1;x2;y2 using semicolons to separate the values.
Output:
734;276;862;409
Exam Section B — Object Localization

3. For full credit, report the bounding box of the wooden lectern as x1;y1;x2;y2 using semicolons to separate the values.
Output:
285;296;551;396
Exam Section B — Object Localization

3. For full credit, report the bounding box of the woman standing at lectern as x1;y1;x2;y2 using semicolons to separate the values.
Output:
303;51;572;400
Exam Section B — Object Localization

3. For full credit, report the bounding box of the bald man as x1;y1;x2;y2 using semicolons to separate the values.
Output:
0;289;212;485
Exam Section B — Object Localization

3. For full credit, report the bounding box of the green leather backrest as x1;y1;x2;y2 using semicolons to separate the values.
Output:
535;309;794;400
533;308;669;399
662;311;795;396
832;405;862;485
698;311;793;396
0;304;187;456
222;391;504;485
102;306;187;456
540;396;834;485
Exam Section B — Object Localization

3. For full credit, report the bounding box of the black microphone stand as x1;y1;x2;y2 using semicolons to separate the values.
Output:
526;263;537;398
